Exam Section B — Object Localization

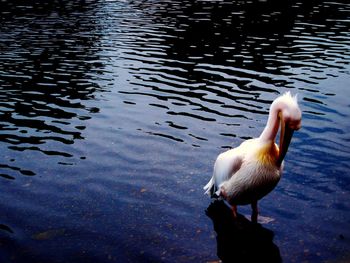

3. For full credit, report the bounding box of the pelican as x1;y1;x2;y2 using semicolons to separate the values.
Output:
204;92;301;223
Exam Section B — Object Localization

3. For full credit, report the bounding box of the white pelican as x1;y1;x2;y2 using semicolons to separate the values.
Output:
204;92;301;223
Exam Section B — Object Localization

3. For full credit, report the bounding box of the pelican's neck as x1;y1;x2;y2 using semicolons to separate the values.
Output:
259;102;280;144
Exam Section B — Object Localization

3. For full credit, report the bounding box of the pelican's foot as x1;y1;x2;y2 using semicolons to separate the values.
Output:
219;188;237;219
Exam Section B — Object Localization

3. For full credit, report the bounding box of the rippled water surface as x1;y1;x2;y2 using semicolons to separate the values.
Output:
1;0;350;262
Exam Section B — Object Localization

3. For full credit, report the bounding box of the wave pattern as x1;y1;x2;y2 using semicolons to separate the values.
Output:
0;0;349;262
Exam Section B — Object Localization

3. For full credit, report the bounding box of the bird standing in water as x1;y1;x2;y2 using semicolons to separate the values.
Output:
204;92;302;223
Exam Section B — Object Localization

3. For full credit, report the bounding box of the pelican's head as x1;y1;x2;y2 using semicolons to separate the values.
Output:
274;92;302;166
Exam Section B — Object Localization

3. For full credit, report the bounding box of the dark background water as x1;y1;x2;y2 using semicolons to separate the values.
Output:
0;0;349;262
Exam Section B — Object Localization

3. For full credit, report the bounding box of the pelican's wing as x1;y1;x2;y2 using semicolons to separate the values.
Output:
213;150;243;192
204;149;243;196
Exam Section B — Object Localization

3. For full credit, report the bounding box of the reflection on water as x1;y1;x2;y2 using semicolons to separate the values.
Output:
206;198;281;262
0;0;350;262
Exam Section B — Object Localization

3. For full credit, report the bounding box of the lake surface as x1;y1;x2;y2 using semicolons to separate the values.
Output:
0;0;349;262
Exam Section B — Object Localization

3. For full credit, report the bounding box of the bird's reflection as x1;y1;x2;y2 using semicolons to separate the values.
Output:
206;198;282;263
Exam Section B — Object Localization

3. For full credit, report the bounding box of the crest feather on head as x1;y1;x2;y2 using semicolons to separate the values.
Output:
275;91;299;107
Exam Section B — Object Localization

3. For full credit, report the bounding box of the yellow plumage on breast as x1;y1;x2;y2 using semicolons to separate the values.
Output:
256;142;279;166
222;141;281;205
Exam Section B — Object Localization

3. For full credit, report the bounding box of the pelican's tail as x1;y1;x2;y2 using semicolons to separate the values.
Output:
203;177;216;197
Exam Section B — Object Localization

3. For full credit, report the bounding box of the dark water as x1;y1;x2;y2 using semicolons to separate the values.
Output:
0;0;349;262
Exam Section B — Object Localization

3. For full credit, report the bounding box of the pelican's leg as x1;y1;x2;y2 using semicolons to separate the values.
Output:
232;205;238;219
220;187;238;219
251;200;258;223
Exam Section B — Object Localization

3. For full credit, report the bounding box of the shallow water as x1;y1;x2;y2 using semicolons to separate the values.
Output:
0;0;349;262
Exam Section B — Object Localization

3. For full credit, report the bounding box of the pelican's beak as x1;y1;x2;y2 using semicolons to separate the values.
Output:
277;115;294;167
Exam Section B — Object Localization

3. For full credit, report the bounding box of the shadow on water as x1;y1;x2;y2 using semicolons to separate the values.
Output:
0;0;349;262
206;198;281;263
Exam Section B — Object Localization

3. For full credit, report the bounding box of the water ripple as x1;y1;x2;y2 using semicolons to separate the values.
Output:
0;0;350;262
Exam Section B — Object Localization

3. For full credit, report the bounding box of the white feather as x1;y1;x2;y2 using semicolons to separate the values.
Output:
203;92;301;211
